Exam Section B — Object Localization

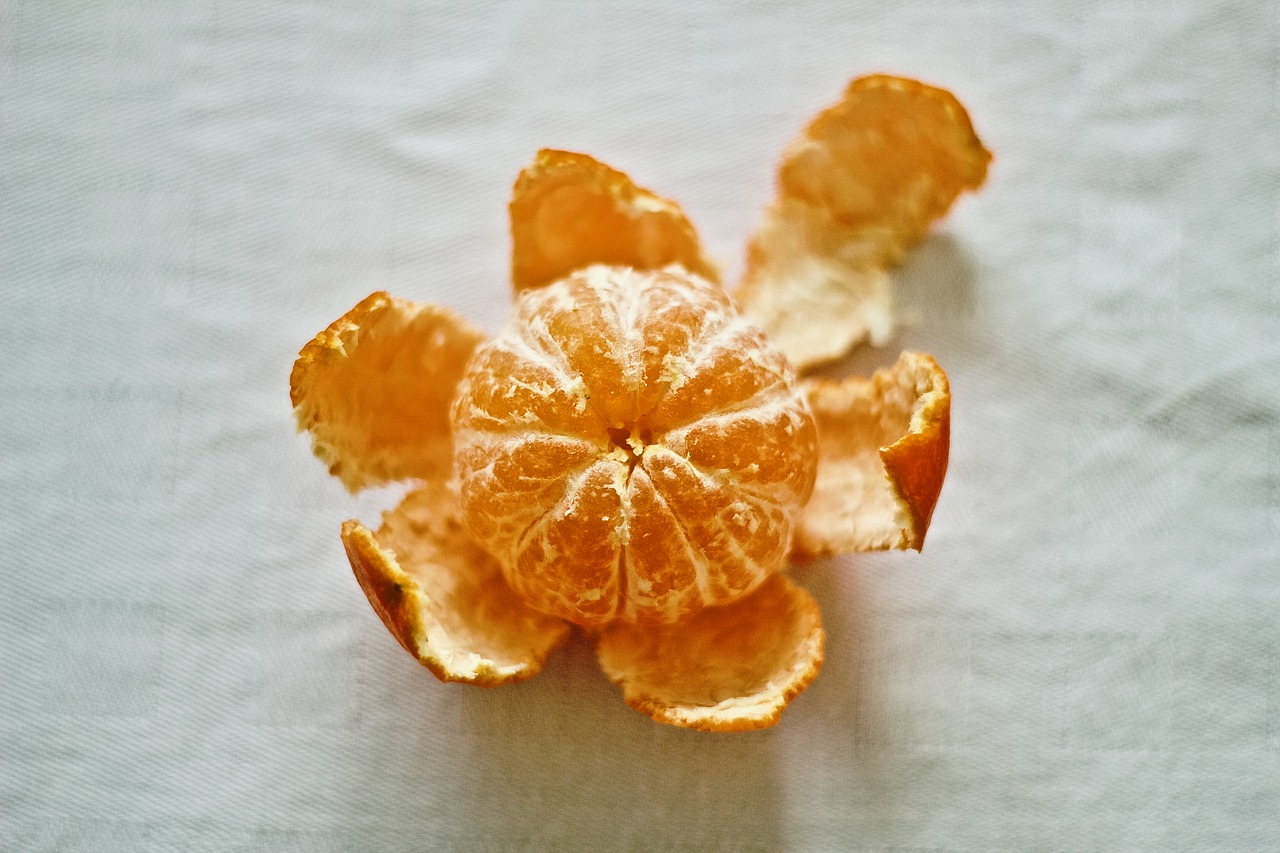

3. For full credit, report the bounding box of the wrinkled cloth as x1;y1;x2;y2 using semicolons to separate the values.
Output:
2;1;1277;850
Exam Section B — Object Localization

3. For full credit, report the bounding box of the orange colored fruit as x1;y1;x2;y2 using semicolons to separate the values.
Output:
452;265;818;627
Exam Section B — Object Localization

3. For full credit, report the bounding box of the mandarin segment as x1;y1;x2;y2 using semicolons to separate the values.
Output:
452;341;604;438
509;266;739;428
631;272;739;417
597;573;824;731
507;457;627;625
510;149;720;292
290;292;485;491
645;320;791;433
516;272;642;427
341;480;570;686
454;433;599;553
621;465;705;623
736;75;991;369
634;445;792;603
794;351;950;556
665;397;819;500
452;265;818;626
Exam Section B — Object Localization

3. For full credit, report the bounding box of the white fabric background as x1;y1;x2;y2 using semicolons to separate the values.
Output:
2;1;1278;850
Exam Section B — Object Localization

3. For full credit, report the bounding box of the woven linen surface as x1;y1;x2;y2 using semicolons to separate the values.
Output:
2;1;1278;850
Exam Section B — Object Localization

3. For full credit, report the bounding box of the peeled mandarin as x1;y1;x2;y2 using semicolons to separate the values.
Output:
451;265;818;627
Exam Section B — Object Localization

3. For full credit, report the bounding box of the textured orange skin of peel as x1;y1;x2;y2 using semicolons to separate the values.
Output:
452;265;818;628
881;379;950;549
343;521;421;660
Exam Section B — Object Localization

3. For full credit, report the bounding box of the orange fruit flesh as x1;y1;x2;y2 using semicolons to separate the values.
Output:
452;265;818;627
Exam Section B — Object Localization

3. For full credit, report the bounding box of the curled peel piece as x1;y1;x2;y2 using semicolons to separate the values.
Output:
290;292;485;492
509;149;720;292
736;75;991;369
795;351;950;556
342;481;571;686
596;574;824;731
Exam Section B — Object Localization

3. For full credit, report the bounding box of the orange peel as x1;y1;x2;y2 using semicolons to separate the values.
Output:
596;573;824;732
795;351;950;556
341;479;571;685
290;292;484;492
736;74;991;369
291;74;987;731
510;149;720;292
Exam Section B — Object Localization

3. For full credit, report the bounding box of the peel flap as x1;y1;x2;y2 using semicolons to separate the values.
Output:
291;292;484;492
597;573;824;731
342;481;571;686
795;351;950;556
736;75;990;369
510;149;719;292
